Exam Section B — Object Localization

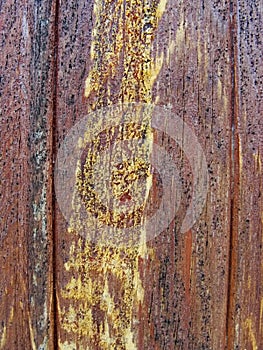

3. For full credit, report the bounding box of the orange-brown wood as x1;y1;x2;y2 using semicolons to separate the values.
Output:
0;0;56;348
227;0;263;348
0;0;261;349
54;1;233;348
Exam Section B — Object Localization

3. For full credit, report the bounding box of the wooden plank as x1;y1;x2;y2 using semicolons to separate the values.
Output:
227;0;263;348
0;0;56;348
54;0;233;349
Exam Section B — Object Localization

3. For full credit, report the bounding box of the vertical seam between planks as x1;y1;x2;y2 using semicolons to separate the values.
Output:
226;0;240;348
51;0;60;348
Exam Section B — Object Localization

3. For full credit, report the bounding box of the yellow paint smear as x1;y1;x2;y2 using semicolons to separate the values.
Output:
0;325;6;349
196;27;209;83
61;0;168;348
85;0;167;106
253;150;262;173
260;297;263;333
28;314;37;350
166;39;176;65
245;318;258;350
176;19;185;48
0;306;14;349
156;0;168;19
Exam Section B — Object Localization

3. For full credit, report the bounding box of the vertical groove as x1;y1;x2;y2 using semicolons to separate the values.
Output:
51;0;60;347
226;0;240;348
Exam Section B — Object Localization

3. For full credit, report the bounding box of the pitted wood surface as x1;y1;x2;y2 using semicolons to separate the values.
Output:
0;0;261;349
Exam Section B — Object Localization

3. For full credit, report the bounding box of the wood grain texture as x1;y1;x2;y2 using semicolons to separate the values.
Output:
0;0;56;348
54;1;233;349
0;0;261;348
227;0;263;349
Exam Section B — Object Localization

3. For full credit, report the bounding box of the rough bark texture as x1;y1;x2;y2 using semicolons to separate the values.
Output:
0;0;261;349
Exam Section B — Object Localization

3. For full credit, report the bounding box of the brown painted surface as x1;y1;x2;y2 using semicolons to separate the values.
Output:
0;0;261;349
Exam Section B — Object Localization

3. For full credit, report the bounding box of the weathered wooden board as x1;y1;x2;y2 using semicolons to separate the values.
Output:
0;0;261;349
227;0;263;349
0;0;56;348
54;1;233;349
